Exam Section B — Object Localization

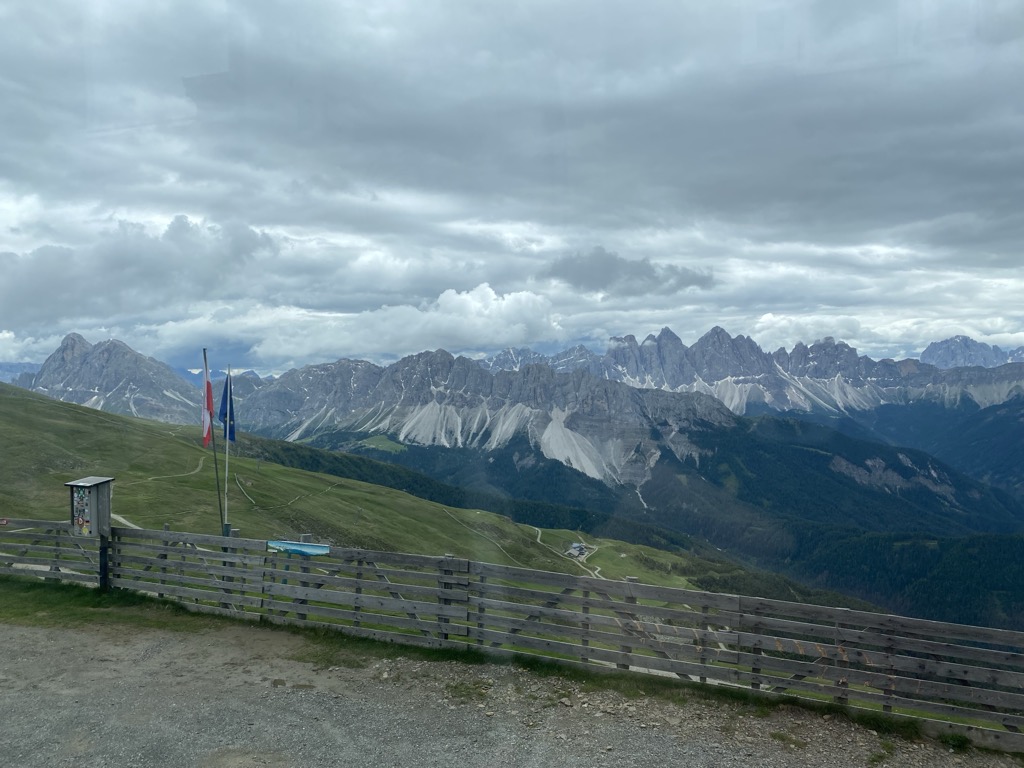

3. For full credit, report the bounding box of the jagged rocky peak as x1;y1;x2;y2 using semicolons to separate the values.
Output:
605;333;646;377
689;326;774;380
58;332;93;361
20;332;200;423
921;336;1011;369
800;336;863;378
477;346;549;372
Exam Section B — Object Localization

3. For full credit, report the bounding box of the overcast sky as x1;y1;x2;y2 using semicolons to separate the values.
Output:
2;1;1022;372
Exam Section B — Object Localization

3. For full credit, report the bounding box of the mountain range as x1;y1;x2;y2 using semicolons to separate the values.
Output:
8;328;1024;627
12;329;1024;496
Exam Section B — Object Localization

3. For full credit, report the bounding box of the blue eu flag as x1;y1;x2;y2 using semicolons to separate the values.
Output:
218;374;236;442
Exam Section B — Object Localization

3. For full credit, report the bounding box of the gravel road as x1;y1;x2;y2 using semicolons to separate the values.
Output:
1;621;1019;768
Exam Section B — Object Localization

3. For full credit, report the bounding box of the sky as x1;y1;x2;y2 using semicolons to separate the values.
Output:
2;1;1022;374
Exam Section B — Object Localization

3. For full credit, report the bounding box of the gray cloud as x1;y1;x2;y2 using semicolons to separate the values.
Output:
0;1;1022;368
542;247;714;296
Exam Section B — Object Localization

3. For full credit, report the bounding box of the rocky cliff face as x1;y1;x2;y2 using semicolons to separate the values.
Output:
19;333;201;423
921;336;1024;369
243;349;735;486
482;327;1024;415
17;328;1024;489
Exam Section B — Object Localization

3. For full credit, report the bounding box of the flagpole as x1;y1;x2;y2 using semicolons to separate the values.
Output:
223;366;231;537
203;349;225;531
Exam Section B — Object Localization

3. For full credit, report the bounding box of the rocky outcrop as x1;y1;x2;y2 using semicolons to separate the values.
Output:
242;350;735;486
921;336;1024;369
18;333;201;423
483;328;1024;415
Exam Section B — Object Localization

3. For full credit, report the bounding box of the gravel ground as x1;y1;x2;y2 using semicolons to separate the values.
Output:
1;621;1020;768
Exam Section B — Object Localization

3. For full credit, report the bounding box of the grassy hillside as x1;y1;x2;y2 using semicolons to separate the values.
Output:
3;382;858;606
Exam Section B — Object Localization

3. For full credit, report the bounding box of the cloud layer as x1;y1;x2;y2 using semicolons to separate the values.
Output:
1;1;1022;370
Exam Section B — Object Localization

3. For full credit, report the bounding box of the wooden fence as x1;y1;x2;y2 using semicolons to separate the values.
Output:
0;517;100;585
3;519;1024;751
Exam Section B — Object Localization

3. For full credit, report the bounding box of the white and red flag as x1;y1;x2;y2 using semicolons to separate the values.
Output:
201;352;215;447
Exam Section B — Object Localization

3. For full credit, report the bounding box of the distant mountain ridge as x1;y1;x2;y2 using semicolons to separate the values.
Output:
0;362;40;384
480;327;1024;415
920;335;1024;369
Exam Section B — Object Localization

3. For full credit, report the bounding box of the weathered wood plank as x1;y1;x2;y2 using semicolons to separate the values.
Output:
736;615;1024;670
0;531;85;545
739;631;1024;689
258;613;469;650
113;541;267;565
261;582;468;618
0;541;97;560
314;549;471;572
113;527;270;551
470;582;738;627
267;559;460;588
111;554;264;580
110;564;265;591
476;611;741;664
737;596;1024;649
260;565;458;601
0;565;98;584
257;598;469;636
112;579;263;608
743;669;1024;730
731;648;1024;713
0;553;98;571
0;518;74;531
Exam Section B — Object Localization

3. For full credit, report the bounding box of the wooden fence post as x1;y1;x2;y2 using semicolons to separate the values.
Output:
296;534;312;621
475;573;487;646
439;554;455;643
157;523;170;598
581;589;591;665
353;559;364;627
98;530;110;592
617;577;639;670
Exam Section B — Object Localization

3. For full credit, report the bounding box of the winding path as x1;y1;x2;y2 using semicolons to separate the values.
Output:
531;526;604;579
120;457;206;486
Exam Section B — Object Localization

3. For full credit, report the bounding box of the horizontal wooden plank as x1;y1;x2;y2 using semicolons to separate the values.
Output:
737;614;1024;670
258;613;469;650
740;631;1024;691
0;565;98;584
468;594;739;650
737;596;1024;650
919;720;1024;753
0;531;88;546
745;669;1024;730
476;611;741;665
471;562;745;610
0;541;97;560
258;598;469;637
113;527;270;551
261;582;468;618
110;565;266;592
0;518;74;531
470;583;736;630
0;553;97;571
260;566;456;601
732;648;1024;714
112;579;264;608
468;627;743;683
316;548;471;572
112;554;264;580
0;542;96;560
114;540;267;565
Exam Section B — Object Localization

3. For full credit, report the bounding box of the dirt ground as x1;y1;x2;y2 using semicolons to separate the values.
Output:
1;621;1019;768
